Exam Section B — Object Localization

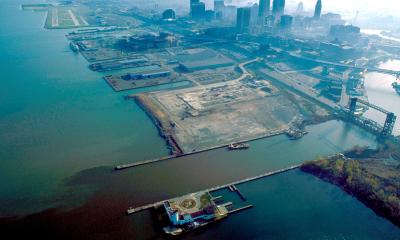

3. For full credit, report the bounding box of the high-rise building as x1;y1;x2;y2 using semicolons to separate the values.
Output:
279;14;293;32
214;0;225;12
191;2;206;19
236;7;251;33
272;0;285;18
162;9;176;20
190;0;200;11
190;0;199;17
250;3;259;25
296;2;304;15
258;0;270;17
314;0;322;19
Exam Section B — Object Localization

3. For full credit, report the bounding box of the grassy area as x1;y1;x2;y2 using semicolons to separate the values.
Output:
302;153;400;227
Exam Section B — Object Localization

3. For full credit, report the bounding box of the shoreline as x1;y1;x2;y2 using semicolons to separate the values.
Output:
301;156;400;228
131;92;336;166
134;93;184;155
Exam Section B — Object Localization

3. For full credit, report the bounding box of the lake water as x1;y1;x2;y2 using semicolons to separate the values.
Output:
364;60;400;136
0;1;399;239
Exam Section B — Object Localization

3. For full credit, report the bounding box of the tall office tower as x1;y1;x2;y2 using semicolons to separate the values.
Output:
191;2;206;19
314;0;322;19
279;14;293;33
236;7;251;33
272;0;285;18
296;1;304;15
258;0;270;17
214;0;225;12
190;0;200;17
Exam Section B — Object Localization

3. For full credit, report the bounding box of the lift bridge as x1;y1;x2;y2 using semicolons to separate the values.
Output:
347;98;397;138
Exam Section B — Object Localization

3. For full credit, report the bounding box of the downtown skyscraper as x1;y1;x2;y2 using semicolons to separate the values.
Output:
272;0;285;18
258;0;271;17
314;0;322;19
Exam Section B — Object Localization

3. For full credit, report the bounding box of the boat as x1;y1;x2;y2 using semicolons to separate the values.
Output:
286;128;308;140
163;226;183;236
228;143;250;150
69;42;79;52
392;82;400;95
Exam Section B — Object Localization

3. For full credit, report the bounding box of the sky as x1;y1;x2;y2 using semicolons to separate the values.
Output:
288;0;399;16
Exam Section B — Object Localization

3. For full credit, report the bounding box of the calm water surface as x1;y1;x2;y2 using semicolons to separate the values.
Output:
364;60;400;135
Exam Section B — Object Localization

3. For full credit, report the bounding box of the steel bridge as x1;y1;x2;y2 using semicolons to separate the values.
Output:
348;98;397;138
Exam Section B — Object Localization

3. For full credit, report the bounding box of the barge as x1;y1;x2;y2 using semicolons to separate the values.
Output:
392;82;400;95
228;143;250;150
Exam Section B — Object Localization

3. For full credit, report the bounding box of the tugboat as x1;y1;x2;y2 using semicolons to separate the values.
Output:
163;226;183;236
286;128;308;140
392;82;400;95
228;143;250;150
69;42;79;52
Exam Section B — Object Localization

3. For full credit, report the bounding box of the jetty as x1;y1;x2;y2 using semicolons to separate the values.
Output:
126;164;300;215
228;205;254;214
116;129;288;170
231;185;247;201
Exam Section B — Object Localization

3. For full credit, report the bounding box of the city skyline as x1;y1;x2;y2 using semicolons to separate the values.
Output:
185;0;400;18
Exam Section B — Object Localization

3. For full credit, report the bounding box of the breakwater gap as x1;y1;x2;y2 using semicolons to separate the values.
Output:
126;165;300;215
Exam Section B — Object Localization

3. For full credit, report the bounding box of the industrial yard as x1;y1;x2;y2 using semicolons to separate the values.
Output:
137;76;329;153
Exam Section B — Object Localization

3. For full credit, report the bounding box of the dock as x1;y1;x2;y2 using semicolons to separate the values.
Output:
115;129;288;170
232;185;246;201
115;155;175;170
126;164;300;215
221;202;233;208
228;205;254;214
212;195;223;201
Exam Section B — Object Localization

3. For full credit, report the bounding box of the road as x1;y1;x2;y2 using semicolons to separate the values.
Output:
289;52;400;76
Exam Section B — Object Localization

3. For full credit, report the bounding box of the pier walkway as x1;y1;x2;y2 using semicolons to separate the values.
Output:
126;164;300;215
116;129;288;170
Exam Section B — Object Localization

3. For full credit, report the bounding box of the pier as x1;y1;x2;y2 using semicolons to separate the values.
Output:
126;164;300;215
228;205;254;214
232;185;247;201
116;129;288;170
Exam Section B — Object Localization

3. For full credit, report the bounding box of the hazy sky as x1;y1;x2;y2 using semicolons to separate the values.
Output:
288;0;399;16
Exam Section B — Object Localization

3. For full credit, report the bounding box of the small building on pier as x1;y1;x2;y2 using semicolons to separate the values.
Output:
163;191;228;227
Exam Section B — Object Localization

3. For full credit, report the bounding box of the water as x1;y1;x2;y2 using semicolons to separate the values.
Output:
0;0;169;216
364;60;400;136
362;29;400;43
183;171;400;240
0;1;399;239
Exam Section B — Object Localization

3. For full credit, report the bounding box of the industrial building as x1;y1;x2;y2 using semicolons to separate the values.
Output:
236;7;251;33
178;48;235;71
163;191;228;227
124;65;171;80
116;32;178;52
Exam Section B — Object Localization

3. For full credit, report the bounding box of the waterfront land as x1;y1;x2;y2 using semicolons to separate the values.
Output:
302;144;400;227
135;76;330;153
